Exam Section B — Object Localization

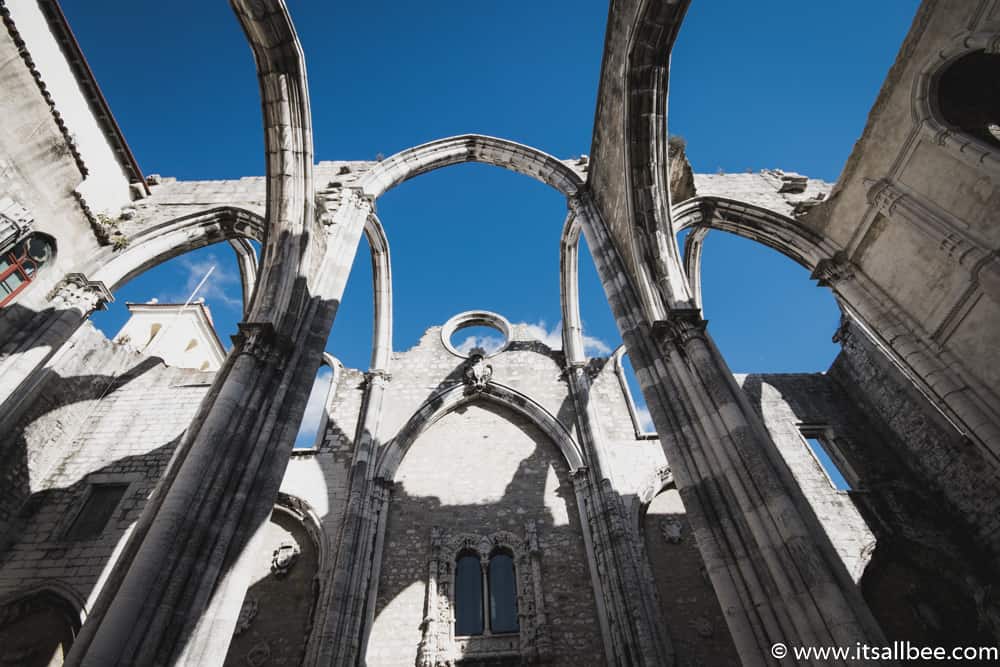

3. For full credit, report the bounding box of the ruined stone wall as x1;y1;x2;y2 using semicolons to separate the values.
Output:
368;402;602;666
0;322;211;609
829;323;1000;563
735;372;876;581
223;508;320;667
643;488;740;666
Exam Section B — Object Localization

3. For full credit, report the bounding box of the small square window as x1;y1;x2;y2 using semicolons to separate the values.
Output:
64;484;128;541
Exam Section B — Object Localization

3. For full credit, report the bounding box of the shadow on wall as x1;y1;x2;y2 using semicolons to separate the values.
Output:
0;353;166;552
0;437;181;667
223;507;321;667
366;399;604;665
0;589;79;667
739;371;1000;648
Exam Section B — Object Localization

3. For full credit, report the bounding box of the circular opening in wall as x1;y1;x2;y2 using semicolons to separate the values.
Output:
441;311;512;358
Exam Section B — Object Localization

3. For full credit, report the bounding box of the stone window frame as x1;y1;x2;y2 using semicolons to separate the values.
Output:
912;31;1000;175
417;524;550;666
291;354;341;454
797;424;860;493
52;472;142;545
612;346;658;440
1;232;56;308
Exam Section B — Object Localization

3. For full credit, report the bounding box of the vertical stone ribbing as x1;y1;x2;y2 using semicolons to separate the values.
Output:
574;190;885;664
66;2;337;664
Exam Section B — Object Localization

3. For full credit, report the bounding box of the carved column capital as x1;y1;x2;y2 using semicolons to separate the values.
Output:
231;321;293;367
46;273;113;313
864;177;903;216
363;369;392;387
652;309;708;346
810;251;856;287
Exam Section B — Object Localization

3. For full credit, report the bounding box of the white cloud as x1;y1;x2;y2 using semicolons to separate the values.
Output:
520;320;611;356
455;334;504;355
161;252;243;310
294;366;334;449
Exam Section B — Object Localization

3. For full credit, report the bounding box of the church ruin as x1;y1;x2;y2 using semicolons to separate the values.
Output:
0;0;998;664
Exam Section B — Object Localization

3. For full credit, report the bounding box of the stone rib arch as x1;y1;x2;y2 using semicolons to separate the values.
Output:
672;195;838;310
364;213;393;372
358;134;584;200
89;206;264;297
375;381;585;483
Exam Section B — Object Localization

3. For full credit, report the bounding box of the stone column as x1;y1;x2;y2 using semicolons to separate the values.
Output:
0;273;112;434
574;191;885;664
64;1;345;664
314;368;390;666
564;363;674;666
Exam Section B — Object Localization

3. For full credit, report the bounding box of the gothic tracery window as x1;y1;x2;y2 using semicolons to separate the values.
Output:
454;550;519;637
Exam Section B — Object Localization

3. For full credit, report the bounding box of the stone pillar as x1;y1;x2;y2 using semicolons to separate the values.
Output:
574;191;885;664
564;364;674;666
62;1;344;664
314;369;390;666
67;316;333;666
0;273;112;434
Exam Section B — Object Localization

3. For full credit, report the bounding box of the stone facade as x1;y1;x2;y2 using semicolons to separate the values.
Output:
0;0;998;665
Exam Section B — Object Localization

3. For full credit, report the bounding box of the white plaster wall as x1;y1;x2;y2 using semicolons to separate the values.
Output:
6;0;133;215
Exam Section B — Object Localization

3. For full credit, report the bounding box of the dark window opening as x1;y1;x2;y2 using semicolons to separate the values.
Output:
455;553;484;636
64;483;127;541
937;50;1000;147
0;234;55;307
488;552;519;634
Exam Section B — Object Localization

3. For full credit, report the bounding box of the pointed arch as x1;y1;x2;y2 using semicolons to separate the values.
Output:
359;134;584;200
375;381;585;482
88;206;264;298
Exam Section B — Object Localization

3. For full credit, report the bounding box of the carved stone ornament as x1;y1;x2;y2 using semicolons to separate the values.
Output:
233;595;259;636
233;321;293;367
810;251;855;287
653;309;707;347
463;352;493;393
659;517;684;544
46;273;113;312
271;538;301;576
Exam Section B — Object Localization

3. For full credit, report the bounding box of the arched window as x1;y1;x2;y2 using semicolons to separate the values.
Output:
0;233;55;307
488;551;519;634
454;550;519;637
936;50;1000;147
454;552;484;636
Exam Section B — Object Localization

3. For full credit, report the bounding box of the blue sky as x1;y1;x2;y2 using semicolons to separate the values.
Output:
75;0;920;406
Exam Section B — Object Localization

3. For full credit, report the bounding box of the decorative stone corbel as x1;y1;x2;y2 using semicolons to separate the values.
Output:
811;251;856;287
46;273;113;312
652;309;708;347
271;538;301;577
231;321;294;368
463;352;493;393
